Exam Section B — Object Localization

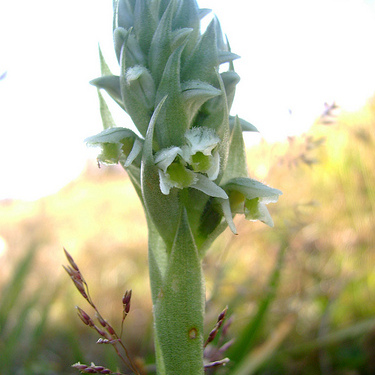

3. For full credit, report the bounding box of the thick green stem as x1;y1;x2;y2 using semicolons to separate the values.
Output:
148;210;205;375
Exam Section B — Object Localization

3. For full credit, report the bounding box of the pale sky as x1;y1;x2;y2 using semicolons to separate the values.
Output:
1;0;374;200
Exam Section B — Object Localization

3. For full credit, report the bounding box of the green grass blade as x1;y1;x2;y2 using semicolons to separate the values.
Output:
0;246;37;334
0;289;42;371
280;317;375;357
228;243;287;367
232;314;296;375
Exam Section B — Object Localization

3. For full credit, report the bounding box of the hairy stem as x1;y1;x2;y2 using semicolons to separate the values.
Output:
148;210;205;374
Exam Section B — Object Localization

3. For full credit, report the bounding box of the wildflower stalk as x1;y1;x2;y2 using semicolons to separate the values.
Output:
63;249;140;375
85;1;282;373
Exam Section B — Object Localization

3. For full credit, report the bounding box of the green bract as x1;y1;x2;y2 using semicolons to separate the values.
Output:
85;1;282;373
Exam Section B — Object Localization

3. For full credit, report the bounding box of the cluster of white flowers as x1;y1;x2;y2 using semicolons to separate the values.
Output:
155;127;226;198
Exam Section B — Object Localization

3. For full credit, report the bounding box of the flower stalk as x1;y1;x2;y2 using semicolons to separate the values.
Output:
85;1;282;373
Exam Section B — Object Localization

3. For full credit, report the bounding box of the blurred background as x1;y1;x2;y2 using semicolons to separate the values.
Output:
1;1;375;374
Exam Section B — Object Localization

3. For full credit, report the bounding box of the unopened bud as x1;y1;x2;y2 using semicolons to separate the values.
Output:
122;289;132;305
76;307;93;326
125;66;155;110
72;278;88;299
63;248;79;271
95;313;107;328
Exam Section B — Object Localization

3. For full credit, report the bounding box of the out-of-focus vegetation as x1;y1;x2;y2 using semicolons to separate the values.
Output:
1;96;374;374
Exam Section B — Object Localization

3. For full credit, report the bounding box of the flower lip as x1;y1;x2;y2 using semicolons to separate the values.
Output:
184;127;220;156
155;146;183;173
154;127;226;199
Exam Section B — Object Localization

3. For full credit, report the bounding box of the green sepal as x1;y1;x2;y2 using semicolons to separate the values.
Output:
125;66;156;110
120;47;154;137
154;43;188;148
157;0;173;19
221;115;249;185
113;27;127;63
215;197;237;234
174;0;200;59
97;90;116;129
153;208;205;375
199;72;230;184
192;174;227;199
174;0;200;30
134;0;157;56
171;27;193;51
115;0;136;30
141;96;181;249
120;28;147;68
181;18;218;85
224;177;282;200
149;0;176;87
98;46;112;76
213;15;226;51
90;76;124;110
181;80;221;125
229;116;259;132
96;46;116;128
218;50;241;65
221;70;240;111
198;8;211;20
85;127;139;146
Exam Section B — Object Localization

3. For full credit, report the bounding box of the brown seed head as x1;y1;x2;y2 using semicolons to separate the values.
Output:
76;306;93;326
106;323;116;336
96;313;107;328
93;325;108;338
72;278;88;299
217;306;228;324
122;289;132;306
63;247;79;272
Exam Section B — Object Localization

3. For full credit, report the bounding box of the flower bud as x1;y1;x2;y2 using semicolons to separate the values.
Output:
125;66;155;110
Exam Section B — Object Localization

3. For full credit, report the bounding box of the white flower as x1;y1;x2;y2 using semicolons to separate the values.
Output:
155;147;183;172
154;127;227;199
184;127;220;156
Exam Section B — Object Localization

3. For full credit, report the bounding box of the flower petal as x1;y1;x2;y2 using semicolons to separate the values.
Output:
206;150;220;180
191;174;228;199
155;146;183;172
245;198;274;227
184;127;220;156
224;177;282;200
158;166;197;195
216;198;237;234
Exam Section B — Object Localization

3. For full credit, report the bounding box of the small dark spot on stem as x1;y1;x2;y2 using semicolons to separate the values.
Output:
188;327;198;340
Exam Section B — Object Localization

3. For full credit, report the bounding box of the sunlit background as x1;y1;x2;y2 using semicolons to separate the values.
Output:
1;0;374;200
1;1;375;374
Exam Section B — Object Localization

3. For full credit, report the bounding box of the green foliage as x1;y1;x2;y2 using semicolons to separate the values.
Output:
228;243;288;371
0;246;62;374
